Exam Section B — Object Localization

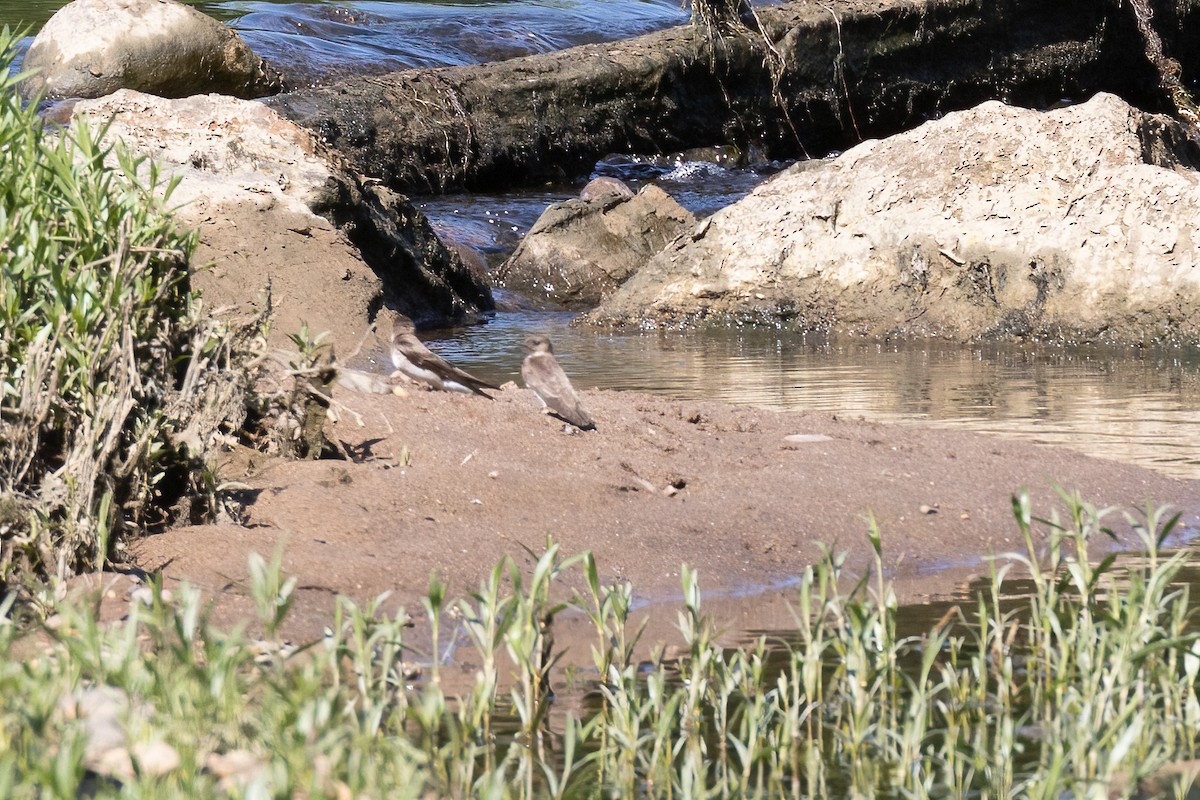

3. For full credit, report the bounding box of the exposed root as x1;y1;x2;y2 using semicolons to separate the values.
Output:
690;0;753;40
691;0;811;158
1126;0;1200;133
821;3;862;141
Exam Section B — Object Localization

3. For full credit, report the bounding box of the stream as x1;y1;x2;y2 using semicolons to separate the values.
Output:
1;0;689;85
6;0;1200;481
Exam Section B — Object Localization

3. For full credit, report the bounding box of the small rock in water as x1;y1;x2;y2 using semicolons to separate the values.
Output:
501;183;693;308
579;176;634;203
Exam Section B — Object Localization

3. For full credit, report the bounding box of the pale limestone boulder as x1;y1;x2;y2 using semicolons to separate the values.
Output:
73;90;330;212
22;0;283;100
590;93;1200;345
499;183;694;309
71;91;491;347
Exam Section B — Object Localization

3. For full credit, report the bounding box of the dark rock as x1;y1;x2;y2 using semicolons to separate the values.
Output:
498;184;694;309
267;0;1171;194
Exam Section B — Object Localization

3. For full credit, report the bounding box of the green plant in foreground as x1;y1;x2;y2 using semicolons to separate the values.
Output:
0;29;262;590
3;494;1200;797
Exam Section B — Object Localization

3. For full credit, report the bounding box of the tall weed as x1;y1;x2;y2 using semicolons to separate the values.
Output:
0;29;259;588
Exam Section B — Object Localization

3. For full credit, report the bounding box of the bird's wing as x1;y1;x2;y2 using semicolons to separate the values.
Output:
523;352;593;426
399;335;498;392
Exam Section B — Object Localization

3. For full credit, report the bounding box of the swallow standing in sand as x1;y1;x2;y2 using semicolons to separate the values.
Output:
521;335;595;430
390;315;499;398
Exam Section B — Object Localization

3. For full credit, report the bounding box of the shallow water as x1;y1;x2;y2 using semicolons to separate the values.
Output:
3;0;688;85
416;151;778;264
413;313;1200;481
417;160;1200;484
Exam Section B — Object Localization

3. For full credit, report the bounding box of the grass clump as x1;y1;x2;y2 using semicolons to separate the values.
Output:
0;29;259;589
2;494;1200;797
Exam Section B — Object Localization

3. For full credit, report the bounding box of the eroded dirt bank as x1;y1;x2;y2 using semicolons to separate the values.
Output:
127;384;1200;648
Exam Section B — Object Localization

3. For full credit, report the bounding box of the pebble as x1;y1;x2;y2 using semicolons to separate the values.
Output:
783;433;833;443
58;686;175;779
133;740;181;775
206;749;266;790
130;586;173;606
91;743;134;778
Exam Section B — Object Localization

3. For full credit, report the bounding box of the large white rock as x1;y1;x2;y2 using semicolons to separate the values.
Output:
22;0;283;100
591;93;1200;345
71;91;491;347
73;90;331;212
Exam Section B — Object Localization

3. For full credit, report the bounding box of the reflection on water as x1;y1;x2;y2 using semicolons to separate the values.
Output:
418;312;1200;480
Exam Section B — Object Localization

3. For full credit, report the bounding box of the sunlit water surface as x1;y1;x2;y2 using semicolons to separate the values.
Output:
413;314;1200;481
2;0;688;84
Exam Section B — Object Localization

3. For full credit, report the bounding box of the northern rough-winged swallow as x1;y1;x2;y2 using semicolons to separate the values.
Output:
390;315;498;398
521;335;595;430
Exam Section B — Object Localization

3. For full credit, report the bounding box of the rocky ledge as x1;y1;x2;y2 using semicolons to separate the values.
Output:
72;91;493;347
587;93;1200;346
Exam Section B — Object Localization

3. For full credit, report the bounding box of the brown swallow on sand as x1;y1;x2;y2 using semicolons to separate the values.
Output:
521;335;595;430
390;315;498;398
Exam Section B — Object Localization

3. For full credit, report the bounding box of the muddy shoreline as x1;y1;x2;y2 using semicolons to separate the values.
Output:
116;383;1200;656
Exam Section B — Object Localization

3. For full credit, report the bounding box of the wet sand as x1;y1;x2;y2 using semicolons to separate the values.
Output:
120;383;1200;659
